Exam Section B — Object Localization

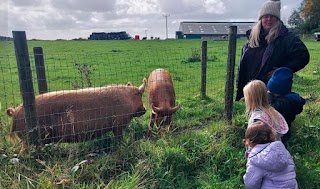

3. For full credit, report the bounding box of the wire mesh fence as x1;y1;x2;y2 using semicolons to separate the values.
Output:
0;35;320;188
1;37;320;146
0;38;236;155
1;36;320;152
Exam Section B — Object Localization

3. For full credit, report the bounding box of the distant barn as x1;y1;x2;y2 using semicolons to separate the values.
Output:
88;31;131;40
0;36;13;41
176;22;255;39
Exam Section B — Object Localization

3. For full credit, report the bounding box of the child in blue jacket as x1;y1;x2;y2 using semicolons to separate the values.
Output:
267;67;306;146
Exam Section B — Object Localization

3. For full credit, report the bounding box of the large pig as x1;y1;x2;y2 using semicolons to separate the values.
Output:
147;68;181;129
7;79;147;146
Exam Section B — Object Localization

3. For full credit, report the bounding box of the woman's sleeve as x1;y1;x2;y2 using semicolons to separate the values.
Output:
235;42;249;101
243;162;264;189
284;34;310;72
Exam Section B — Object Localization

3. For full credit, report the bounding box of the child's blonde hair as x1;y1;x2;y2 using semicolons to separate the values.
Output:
245;121;276;145
243;80;282;126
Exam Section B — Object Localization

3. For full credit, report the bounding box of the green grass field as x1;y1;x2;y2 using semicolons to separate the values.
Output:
0;39;319;188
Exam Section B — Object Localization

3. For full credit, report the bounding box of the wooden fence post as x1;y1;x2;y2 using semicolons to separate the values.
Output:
224;26;237;125
33;47;48;94
201;41;207;98
12;31;40;146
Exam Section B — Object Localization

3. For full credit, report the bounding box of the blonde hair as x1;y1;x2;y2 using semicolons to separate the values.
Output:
245;121;276;145
249;20;282;48
243;80;281;125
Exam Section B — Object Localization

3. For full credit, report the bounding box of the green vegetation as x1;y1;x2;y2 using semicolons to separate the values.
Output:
0;39;319;188
288;0;320;34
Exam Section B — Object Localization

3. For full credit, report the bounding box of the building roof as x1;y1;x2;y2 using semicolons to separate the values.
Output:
179;22;255;35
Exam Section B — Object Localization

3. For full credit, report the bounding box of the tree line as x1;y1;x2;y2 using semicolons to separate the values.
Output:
288;0;320;34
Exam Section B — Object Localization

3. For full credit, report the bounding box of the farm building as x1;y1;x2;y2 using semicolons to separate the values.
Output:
176;22;256;39
0;36;13;41
314;32;320;41
88;31;131;40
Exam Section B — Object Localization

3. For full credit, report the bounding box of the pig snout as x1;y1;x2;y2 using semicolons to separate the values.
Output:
134;106;146;117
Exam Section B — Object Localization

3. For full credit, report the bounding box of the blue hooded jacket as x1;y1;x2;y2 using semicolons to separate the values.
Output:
268;92;305;127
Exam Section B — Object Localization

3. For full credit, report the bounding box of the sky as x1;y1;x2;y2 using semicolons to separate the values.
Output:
0;0;302;40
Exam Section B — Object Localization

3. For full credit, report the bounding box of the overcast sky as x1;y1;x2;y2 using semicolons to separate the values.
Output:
0;0;302;40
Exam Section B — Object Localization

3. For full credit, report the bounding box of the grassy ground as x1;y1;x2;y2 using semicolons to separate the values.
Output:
0;39;319;188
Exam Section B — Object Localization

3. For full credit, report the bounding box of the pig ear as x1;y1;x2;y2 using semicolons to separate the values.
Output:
6;108;15;117
127;82;132;86
138;78;147;93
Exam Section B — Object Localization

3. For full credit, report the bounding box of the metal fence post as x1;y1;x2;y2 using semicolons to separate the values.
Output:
224;26;237;125
12;31;40;146
33;47;48;94
201;41;207;98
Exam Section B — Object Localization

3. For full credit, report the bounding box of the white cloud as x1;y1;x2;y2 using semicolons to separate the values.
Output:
11;0;44;7
116;0;160;15
0;0;303;40
50;0;116;12
0;0;9;36
159;0;203;14
203;0;226;14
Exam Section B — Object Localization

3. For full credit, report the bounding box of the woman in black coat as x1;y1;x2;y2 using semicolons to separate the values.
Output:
235;0;309;101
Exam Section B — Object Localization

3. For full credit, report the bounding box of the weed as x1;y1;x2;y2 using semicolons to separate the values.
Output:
208;54;218;62
72;62;93;89
182;48;201;63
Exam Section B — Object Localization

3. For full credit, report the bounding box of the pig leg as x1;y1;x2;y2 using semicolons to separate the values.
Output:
149;113;156;130
112;126;124;141
147;113;156;137
111;117;130;141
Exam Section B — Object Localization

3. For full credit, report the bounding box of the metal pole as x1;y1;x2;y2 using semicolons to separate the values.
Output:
224;26;237;125
201;41;207;98
33;47;48;94
145;30;148;39
163;14;170;39
12;31;40;146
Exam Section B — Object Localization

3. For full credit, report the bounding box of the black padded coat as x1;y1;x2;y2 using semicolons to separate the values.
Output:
236;24;310;101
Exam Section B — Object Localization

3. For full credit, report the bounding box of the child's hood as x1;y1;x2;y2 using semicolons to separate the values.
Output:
250;110;288;134
249;141;289;172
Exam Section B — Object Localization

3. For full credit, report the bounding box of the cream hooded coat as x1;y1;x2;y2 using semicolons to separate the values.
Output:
243;141;298;189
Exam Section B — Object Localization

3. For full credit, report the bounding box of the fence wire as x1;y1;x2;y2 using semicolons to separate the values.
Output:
0;41;231;153
0;39;319;188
